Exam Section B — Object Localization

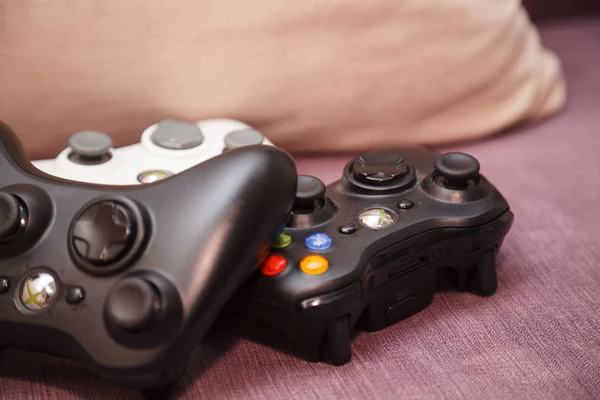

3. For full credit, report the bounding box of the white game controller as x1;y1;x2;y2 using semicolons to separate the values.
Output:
32;118;274;185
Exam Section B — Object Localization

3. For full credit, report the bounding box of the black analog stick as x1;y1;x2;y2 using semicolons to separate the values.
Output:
105;277;161;332
0;192;22;239
434;153;480;188
295;175;326;209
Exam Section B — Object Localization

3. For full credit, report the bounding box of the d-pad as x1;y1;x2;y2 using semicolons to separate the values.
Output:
71;201;135;265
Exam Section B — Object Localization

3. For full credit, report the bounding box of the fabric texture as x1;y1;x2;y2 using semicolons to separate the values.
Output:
1;17;599;400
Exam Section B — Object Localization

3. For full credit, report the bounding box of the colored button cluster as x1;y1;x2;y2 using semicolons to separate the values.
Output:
259;204;407;279
259;232;333;276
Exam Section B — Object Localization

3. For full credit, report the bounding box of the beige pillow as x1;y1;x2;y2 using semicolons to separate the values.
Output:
0;0;565;157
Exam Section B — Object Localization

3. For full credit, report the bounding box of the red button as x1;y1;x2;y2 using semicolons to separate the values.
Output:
260;254;288;276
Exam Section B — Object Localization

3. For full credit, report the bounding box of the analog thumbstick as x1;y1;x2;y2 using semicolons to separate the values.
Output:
105;277;161;332
68;131;113;165
295;175;326;210
0;192;23;240
434;153;480;188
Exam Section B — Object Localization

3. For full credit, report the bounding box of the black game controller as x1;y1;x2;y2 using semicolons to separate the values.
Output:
0;121;297;397
228;148;514;365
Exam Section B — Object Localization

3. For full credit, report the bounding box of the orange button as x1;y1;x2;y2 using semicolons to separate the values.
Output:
300;255;329;275
260;254;288;276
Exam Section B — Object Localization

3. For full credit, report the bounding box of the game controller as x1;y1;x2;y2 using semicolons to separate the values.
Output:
228;148;514;365
32;118;274;185
0;121;297;397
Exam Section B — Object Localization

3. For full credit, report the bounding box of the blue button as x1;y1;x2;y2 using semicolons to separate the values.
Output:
305;233;332;251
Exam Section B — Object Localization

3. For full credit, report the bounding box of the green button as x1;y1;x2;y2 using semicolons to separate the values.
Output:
273;232;292;249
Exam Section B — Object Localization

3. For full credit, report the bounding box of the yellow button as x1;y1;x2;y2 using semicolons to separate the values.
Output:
300;255;329;275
